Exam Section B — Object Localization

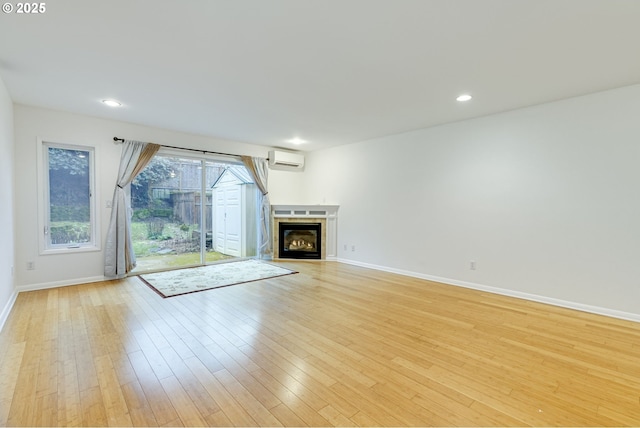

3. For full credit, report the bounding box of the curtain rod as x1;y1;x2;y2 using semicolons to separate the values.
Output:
113;137;267;160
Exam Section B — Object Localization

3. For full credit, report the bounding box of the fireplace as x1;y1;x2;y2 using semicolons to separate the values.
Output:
278;223;322;259
272;205;338;260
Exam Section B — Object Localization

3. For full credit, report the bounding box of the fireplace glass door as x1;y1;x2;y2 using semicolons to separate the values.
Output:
279;223;321;259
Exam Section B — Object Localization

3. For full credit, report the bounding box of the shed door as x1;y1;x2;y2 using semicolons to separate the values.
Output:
215;186;242;257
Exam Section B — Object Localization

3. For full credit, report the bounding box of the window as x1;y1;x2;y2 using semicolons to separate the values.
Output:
40;141;98;253
129;151;257;272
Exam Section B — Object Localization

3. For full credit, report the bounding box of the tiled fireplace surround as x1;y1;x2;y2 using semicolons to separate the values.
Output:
272;205;339;260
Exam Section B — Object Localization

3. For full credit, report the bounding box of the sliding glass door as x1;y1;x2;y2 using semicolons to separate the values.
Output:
130;152;256;273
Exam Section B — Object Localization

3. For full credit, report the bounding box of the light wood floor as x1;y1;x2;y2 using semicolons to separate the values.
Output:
1;261;640;426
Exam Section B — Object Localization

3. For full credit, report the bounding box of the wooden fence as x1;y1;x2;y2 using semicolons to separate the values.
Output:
172;191;212;231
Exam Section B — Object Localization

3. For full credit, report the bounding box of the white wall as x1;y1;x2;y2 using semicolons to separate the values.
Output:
13;105;304;289
303;84;640;319
0;76;16;329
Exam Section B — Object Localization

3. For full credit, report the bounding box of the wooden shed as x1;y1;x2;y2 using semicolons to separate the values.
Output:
211;166;258;257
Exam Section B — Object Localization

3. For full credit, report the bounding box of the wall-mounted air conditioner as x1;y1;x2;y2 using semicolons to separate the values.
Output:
268;150;305;170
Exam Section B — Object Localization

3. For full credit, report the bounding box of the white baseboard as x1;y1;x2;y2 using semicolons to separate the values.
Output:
16;276;106;293
272;257;338;262
0;289;18;333
337;258;640;324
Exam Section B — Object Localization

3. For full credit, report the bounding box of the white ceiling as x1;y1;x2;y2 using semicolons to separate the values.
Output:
2;0;640;151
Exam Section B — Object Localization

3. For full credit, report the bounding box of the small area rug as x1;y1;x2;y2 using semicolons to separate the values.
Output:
139;259;297;298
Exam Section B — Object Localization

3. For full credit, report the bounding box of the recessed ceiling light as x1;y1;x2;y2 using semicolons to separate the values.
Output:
102;99;122;107
287;138;307;145
456;94;472;102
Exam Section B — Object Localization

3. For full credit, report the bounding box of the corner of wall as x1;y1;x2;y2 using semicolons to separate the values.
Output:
0;74;16;330
0;290;18;333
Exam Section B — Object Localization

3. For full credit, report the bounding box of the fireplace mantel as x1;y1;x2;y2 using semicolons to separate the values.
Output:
271;205;338;260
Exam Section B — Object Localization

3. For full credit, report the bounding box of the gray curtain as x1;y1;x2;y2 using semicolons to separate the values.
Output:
241;156;272;259
104;140;160;278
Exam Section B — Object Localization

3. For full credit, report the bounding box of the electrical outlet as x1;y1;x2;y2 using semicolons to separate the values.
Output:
27;261;35;270
351;245;356;252
343;244;347;251
470;260;476;270
106;199;112;208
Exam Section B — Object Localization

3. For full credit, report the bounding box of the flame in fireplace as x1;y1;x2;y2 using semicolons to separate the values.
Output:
284;230;317;252
289;239;315;250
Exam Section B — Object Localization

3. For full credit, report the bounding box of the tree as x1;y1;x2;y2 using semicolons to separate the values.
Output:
48;147;89;176
131;156;175;208
48;147;90;221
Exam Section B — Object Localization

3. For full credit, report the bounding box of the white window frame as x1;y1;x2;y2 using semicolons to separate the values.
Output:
37;138;101;254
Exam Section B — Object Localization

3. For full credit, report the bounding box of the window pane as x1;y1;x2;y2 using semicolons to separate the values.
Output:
48;147;92;245
129;155;247;272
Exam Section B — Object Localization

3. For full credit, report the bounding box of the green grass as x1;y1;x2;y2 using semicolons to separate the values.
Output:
133;251;233;272
131;221;197;257
130;220;234;272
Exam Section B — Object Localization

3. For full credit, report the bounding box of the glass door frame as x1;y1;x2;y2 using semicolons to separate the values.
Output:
130;147;247;274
